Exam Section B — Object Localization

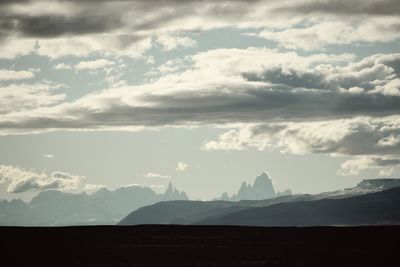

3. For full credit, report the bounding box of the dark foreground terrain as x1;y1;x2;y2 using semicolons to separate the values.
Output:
1;225;399;267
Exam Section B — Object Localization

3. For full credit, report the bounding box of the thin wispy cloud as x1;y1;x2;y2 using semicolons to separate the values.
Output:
145;172;171;179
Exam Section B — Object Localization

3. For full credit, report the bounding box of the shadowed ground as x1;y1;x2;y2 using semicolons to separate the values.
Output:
0;225;398;266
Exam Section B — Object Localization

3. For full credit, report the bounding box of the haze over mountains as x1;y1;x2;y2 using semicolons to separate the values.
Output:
2;171;400;227
0;172;286;226
0;182;188;226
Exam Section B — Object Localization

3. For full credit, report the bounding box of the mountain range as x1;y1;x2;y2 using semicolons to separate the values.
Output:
120;177;400;226
1;172;287;226
2;172;400;227
0;182;188;226
218;172;292;201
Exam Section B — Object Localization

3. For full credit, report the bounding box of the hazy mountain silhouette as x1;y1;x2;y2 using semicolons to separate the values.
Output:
119;194;312;225
199;186;400;226
120;178;400;226
218;172;292;201
311;178;400;200
162;182;189;201
0;183;188;226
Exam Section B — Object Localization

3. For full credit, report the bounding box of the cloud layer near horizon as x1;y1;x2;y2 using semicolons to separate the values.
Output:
0;165;83;193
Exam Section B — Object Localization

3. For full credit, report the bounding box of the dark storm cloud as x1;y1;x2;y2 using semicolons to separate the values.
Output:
0;0;29;5
0;0;262;39
0;15;122;38
276;0;400;16
20;15;121;37
243;67;328;90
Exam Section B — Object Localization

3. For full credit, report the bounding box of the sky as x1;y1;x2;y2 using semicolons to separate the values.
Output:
0;0;400;201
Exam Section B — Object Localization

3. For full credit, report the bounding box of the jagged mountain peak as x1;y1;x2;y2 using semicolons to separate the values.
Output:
166;182;174;192
161;182;188;201
253;171;273;186
221;172;290;201
258;171;270;179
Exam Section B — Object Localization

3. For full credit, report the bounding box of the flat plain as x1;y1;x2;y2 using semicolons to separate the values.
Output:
1;225;398;266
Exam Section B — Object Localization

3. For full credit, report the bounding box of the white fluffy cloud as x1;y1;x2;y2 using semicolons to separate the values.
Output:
202;116;400;175
176;162;188;171
0;165;83;193
54;63;72;70
54;59;115;72
258;17;400;51
338;156;400;176
0;38;36;59
74;59;115;71
0;69;34;81
203;116;400;155
0;81;65;115
156;35;197;51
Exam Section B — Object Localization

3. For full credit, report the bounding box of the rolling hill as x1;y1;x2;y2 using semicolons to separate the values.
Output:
120;178;400;226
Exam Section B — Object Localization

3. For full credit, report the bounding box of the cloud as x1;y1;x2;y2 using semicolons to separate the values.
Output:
43;154;54;158
145;172;171;179
202;127;260;151
156;35;197;51
83;183;106;193
0;69;34;81
1;49;400;134
0;0;286;39
0;0;398;181
74;59;114;71
257;17;400;51
0;0;398;59
10;14;122;38
54;63;72;70
146;58;189;77
54;59;120;83
202;116;400;156
176;162;188;171
0;81;65;115
0;38;36;59
338;156;400;176
0;165;83;193
275;0;400;16
202;116;400;175
34;35;152;59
